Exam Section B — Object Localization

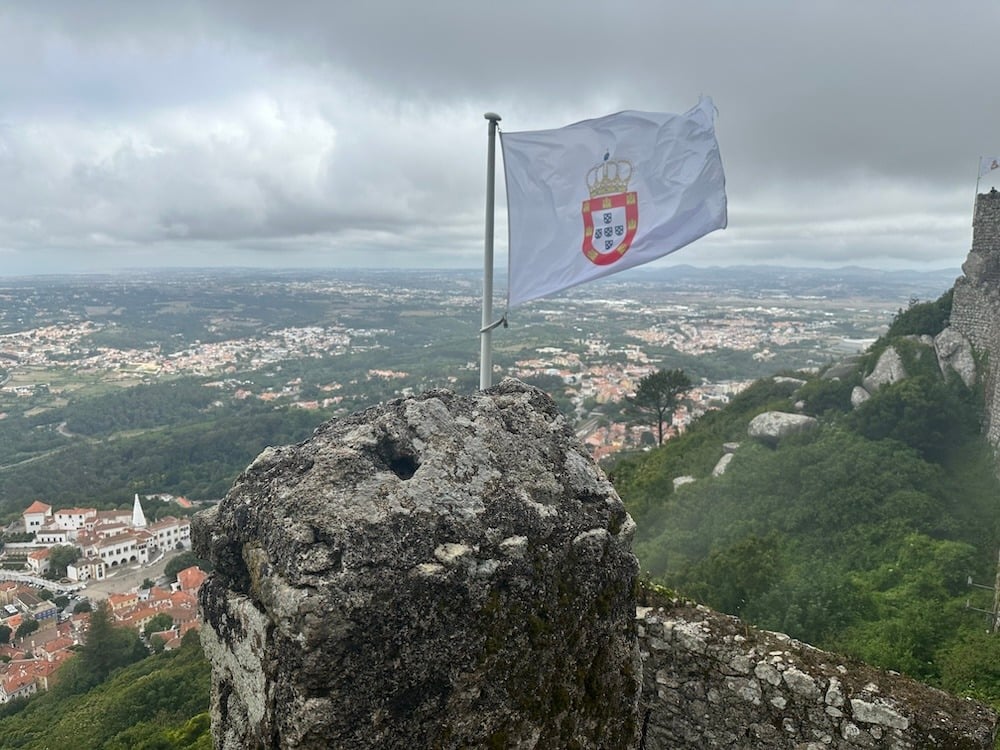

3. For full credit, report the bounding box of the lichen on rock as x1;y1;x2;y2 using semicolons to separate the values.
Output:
194;379;640;749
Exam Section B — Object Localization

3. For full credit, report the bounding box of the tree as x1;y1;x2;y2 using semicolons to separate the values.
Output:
143;612;174;639
15;618;38;640
48;544;82;577
77;600;146;688
0;624;11;644
164;551;211;583
631;368;692;445
74;599;93;614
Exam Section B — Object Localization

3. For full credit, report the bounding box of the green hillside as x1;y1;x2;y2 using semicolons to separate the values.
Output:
0;628;210;749
612;292;1000;707
0;387;333;517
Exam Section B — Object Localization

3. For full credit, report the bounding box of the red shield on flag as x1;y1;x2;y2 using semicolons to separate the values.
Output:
581;192;638;266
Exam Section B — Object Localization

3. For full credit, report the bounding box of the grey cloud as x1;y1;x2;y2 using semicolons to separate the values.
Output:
0;1;997;274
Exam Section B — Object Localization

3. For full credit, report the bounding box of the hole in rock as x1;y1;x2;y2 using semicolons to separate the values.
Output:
376;436;420;480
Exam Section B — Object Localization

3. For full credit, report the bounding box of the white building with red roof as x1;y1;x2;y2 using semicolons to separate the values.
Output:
21;501;52;533
35;528;71;545
53;507;97;530
85;531;149;568
147;516;191;552
18;495;193;580
25;548;49;575
67;556;106;582
176;565;206;593
0;665;37;703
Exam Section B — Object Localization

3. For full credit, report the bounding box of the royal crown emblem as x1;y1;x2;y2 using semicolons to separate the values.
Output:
581;152;638;266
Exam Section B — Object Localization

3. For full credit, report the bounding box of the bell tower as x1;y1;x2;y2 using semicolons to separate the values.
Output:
131;493;148;528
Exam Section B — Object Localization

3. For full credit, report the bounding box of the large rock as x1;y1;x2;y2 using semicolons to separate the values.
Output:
935;326;977;388
771;375;807;392
850;385;871;408
194;380;640;750
862;345;908;392
822;355;864;381
747;411;818;445
711;452;734;477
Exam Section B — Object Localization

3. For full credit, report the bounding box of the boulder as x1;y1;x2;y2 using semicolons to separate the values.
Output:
194;380;640;750
822;355;864;381
748;411;818;445
903;334;935;347
935;326;977;388
851;385;871;408
771;376;807;392
862;346;907;392
712;452;734;477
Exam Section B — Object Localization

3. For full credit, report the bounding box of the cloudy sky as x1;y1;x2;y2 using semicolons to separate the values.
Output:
1;1;997;278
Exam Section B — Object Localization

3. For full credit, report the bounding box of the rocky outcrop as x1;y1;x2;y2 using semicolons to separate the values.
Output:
822;356;864;381
850;385;871;408
637;595;998;749
845;327;975;410
711;452;734;477
747;411;819;446
194;382;997;749
861;346;907;393
194;380;640;750
772;376;807;391
711;442;739;477
936;326;977;388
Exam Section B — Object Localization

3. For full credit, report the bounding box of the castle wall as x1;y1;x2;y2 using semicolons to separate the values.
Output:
637;598;997;749
951;190;1000;448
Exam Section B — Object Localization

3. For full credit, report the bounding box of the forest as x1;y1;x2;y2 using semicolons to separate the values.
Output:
611;291;1000;708
0;602;210;748
0;392;332;516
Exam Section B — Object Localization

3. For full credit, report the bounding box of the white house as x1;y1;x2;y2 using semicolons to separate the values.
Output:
86;532;149;568
67;557;106;582
147;517;192;552
53;507;97;530
35;528;71;545
25;548;49;575
21;501;52;534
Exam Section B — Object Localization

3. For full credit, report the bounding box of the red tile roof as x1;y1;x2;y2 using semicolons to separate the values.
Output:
23;501;51;515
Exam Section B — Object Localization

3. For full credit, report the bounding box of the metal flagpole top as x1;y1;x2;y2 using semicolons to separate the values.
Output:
484;112;502;122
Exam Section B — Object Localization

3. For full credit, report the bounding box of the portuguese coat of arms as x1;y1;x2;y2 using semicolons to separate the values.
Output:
581;153;637;266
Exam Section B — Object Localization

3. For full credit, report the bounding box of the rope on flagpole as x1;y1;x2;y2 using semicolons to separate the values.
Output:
479;313;508;334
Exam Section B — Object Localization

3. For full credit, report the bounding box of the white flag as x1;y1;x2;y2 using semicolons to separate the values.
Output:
500;97;727;308
982;157;1000;178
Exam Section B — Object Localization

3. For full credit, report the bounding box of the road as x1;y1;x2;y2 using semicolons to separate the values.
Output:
79;548;188;600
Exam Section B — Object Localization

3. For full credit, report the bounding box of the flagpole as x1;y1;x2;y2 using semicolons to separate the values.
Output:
480;112;501;390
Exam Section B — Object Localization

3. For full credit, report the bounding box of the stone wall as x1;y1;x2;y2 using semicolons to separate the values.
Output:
196;382;998;749
952;189;1000;447
637;595;998;749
